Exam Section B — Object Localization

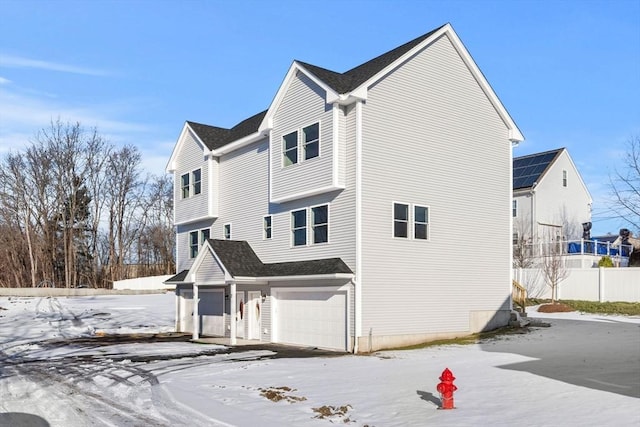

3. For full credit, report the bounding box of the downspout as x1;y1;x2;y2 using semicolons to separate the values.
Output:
353;100;363;354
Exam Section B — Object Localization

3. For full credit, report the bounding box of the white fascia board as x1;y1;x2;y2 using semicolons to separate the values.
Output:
270;184;345;204
174;214;217;226
211;131;266;156
259;273;354;282
230;277;269;285
349;23;524;143
258;62;340;133
166;122;208;173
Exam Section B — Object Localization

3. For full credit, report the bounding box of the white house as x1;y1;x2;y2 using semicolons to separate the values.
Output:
165;23;524;352
512;148;592;244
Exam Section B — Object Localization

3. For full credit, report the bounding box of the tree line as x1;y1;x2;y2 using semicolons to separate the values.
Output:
0;120;174;288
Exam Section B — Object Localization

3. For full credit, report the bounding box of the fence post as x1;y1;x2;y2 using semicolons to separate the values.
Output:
598;267;605;303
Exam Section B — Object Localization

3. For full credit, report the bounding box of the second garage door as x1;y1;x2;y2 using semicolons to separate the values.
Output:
273;289;347;351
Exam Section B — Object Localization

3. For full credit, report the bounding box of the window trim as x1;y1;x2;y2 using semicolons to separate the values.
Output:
189;231;198;258
282;130;299;167
223;223;232;240
192;168;202;195
200;228;210;244
393;202;410;239
263;215;272;240
181;173;190;199
413;204;429;240
303;122;320;161
291;208;307;247
311;203;329;245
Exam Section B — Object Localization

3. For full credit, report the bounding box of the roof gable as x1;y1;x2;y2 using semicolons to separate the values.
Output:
513;148;563;190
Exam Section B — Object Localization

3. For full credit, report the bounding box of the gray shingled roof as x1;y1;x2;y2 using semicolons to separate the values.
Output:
298;25;444;94
187;25;445;149
187;110;267;151
165;240;353;283
513;148;563;190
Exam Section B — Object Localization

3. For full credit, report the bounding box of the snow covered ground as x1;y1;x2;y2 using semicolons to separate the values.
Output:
1;293;638;426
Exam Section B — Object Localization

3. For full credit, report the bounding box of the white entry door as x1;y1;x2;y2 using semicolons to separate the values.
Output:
273;289;347;351
247;291;262;340
236;292;245;339
179;290;194;333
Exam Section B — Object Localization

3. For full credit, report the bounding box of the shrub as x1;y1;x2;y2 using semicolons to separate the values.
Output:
598;256;614;267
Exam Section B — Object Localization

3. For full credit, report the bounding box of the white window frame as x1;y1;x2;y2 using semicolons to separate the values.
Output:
311;203;329;244
290;203;330;247
189;231;198;258
281;122;321;168
512;199;518;217
413;204;429;240
200;228;210;244
392;202;430;241
562;170;567;187
192;168;202;195
263;215;272;240
181;173;190;199
291;209;307;247
224;223;232;240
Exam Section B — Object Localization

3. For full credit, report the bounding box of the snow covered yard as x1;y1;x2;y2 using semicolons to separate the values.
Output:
1;293;638;426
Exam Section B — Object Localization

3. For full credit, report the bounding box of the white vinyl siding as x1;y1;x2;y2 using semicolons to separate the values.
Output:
360;33;513;337
270;73;336;202
174;131;211;224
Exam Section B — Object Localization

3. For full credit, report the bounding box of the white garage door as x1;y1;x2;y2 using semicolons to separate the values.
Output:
274;289;347;351
199;289;225;337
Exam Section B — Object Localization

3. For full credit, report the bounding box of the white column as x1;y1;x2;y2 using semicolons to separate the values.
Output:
230;281;237;345
192;284;200;340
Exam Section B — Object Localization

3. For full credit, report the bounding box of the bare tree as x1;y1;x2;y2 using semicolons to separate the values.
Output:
540;231;570;303
513;213;536;269
610;135;640;233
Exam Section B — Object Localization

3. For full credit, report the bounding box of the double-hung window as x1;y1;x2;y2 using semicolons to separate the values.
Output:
263;215;272;239
282;122;320;167
200;229;210;244
192;169;201;195
414;205;429;240
393;202;430;240
312;205;328;244
562;170;567;187
393;203;409;238
181;173;190;199
224;223;232;240
291;209;307;246
181;168;202;198
283;131;298;167
189;231;198;258
512;199;518;217
303;123;319;160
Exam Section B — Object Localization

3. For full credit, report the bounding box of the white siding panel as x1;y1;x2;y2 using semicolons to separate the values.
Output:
196;254;226;283
360;34;512;337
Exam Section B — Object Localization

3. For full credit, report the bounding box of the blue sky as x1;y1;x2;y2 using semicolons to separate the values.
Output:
1;0;638;235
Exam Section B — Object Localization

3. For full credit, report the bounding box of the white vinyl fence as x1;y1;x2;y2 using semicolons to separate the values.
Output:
113;275;174;291
514;267;640;302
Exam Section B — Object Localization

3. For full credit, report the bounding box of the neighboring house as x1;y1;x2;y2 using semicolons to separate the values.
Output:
165;23;523;352
512;148;592;245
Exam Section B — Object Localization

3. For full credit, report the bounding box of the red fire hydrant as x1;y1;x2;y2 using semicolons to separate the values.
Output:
436;368;457;409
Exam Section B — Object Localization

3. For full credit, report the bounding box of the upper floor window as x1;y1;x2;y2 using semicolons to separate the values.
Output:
263;215;272;240
414;205;429;240
291;209;307;246
312;204;328;244
189;231;198;258
303;123;319;160
393;203;409;238
181;173;190;199
283;131;298;167
189;228;210;258
513;232;519;245
394;202;430;240
512;199;518;217
282;122;320;167
224;223;232;240
193;169;202;195
291;204;329;246
181;168;202;198
562;170;567;187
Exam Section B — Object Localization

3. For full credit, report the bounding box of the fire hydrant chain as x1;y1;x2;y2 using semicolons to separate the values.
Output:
436;368;457;410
